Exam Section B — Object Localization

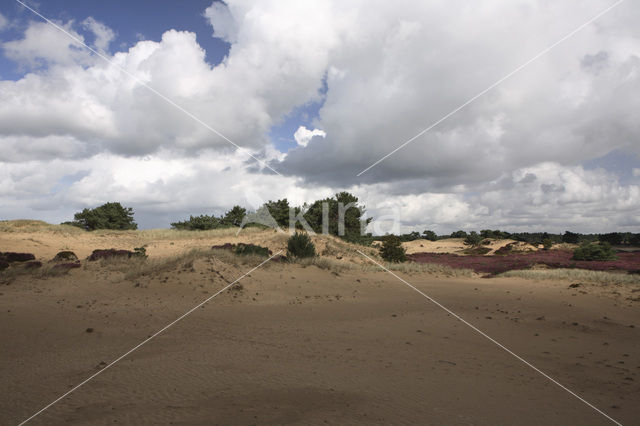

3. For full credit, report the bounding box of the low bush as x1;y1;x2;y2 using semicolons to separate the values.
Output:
461;246;491;255
88;248;147;261
493;244;511;255
287;232;316;258
379;235;407;263
52;251;78;262
464;232;482;246
212;243;236;251
171;215;226;230
0;252;36;263
572;242;617;261
133;247;148;258
234;243;271;257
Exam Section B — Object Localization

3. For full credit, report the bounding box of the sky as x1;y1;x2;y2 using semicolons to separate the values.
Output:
0;0;639;233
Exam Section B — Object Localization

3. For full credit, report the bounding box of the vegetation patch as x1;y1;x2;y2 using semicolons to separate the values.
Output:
51;262;81;273
500;269;640;285
409;250;640;275
287;232;316;258
52;251;78;262
379;236;407;263
234;243;271;257
0;252;36;263
23;261;43;269
211;243;236;250
460;246;491;255
463;231;482;247
88;248;145;261
572;242;617;261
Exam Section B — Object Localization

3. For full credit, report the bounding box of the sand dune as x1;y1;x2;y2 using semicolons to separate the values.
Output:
1;223;639;424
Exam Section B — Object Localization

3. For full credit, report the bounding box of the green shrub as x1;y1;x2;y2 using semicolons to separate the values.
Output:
172;205;249;230
234;243;271;257
464;231;482;246
379;235;407;263
133;247;148;258
572;242;617;261
171;214;226;230
542;238;553;250
66;202;137;231
287;232;316;258
461;246;491;255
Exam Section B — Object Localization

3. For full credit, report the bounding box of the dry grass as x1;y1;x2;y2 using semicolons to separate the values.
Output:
294;256;473;277
0;262;80;283
366;261;474;277
122;248;277;281
0;219;274;240
499;268;640;285
0;220;84;235
296;257;356;273
137;226;271;241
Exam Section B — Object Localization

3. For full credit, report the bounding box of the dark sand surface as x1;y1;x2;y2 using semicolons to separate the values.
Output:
2;256;638;425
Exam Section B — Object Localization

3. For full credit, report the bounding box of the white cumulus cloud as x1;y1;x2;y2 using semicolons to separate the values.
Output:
293;126;326;147
1;1;639;233
82;17;115;52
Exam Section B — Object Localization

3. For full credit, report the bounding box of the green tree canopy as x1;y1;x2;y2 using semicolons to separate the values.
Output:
303;192;371;242
67;202;137;231
222;205;247;227
422;230;438;241
450;230;468;238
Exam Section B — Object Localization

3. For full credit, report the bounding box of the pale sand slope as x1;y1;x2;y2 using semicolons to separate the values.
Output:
0;221;376;265
402;238;538;255
1;251;639;425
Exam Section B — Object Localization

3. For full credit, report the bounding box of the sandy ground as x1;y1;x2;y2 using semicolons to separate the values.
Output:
0;226;286;261
402;238;538;255
1;226;639;425
0;222;374;266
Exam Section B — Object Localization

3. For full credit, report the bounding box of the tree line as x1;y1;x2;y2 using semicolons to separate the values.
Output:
62;201;640;247
63;192;373;243
378;229;640;247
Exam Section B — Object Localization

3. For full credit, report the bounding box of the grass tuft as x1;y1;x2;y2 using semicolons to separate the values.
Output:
122;248;277;281
293;256;472;277
499;268;640;285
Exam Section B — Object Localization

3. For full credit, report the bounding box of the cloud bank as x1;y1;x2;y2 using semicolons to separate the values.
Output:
0;1;639;233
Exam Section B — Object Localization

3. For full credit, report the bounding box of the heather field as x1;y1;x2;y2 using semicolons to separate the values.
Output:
409;249;640;275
